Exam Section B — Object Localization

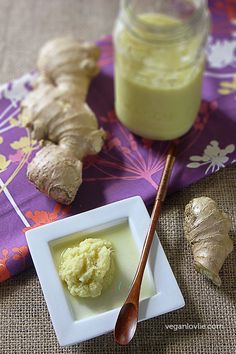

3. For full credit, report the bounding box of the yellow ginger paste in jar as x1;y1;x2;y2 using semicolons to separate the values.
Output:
114;9;209;140
59;238;114;298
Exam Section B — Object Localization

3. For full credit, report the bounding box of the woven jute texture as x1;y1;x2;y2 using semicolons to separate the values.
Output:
0;1;235;353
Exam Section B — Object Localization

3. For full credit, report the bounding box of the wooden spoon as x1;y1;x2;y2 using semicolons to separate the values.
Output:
114;142;177;345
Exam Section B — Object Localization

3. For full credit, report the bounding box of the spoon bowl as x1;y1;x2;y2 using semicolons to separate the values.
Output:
114;302;138;345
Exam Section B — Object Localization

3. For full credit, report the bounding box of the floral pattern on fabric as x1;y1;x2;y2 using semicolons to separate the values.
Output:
187;141;235;174
23;204;71;232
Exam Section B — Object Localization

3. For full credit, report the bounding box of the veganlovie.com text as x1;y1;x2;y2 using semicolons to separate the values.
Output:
165;323;224;331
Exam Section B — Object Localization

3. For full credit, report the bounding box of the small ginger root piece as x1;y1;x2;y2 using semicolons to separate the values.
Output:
184;197;233;286
20;37;105;205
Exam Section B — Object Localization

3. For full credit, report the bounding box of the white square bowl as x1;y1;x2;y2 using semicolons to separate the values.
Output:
26;196;185;346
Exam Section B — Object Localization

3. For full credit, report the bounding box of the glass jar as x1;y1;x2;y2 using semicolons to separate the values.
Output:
113;0;210;140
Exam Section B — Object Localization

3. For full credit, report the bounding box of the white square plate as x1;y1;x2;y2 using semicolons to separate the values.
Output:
26;196;185;346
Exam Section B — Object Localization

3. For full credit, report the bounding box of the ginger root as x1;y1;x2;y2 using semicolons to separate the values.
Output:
20;37;105;205
184;197;233;286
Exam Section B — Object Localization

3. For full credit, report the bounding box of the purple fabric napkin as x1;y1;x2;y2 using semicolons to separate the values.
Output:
0;0;235;282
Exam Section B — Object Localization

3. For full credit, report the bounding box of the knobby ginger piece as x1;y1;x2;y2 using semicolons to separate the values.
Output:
20;37;105;204
184;196;233;286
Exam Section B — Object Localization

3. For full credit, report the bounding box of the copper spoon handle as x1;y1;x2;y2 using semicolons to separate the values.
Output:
114;142;176;345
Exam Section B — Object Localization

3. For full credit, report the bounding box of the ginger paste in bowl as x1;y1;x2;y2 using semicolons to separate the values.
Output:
59;238;114;298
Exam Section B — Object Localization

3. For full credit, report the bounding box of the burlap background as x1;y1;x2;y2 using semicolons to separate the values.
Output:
0;1;235;353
